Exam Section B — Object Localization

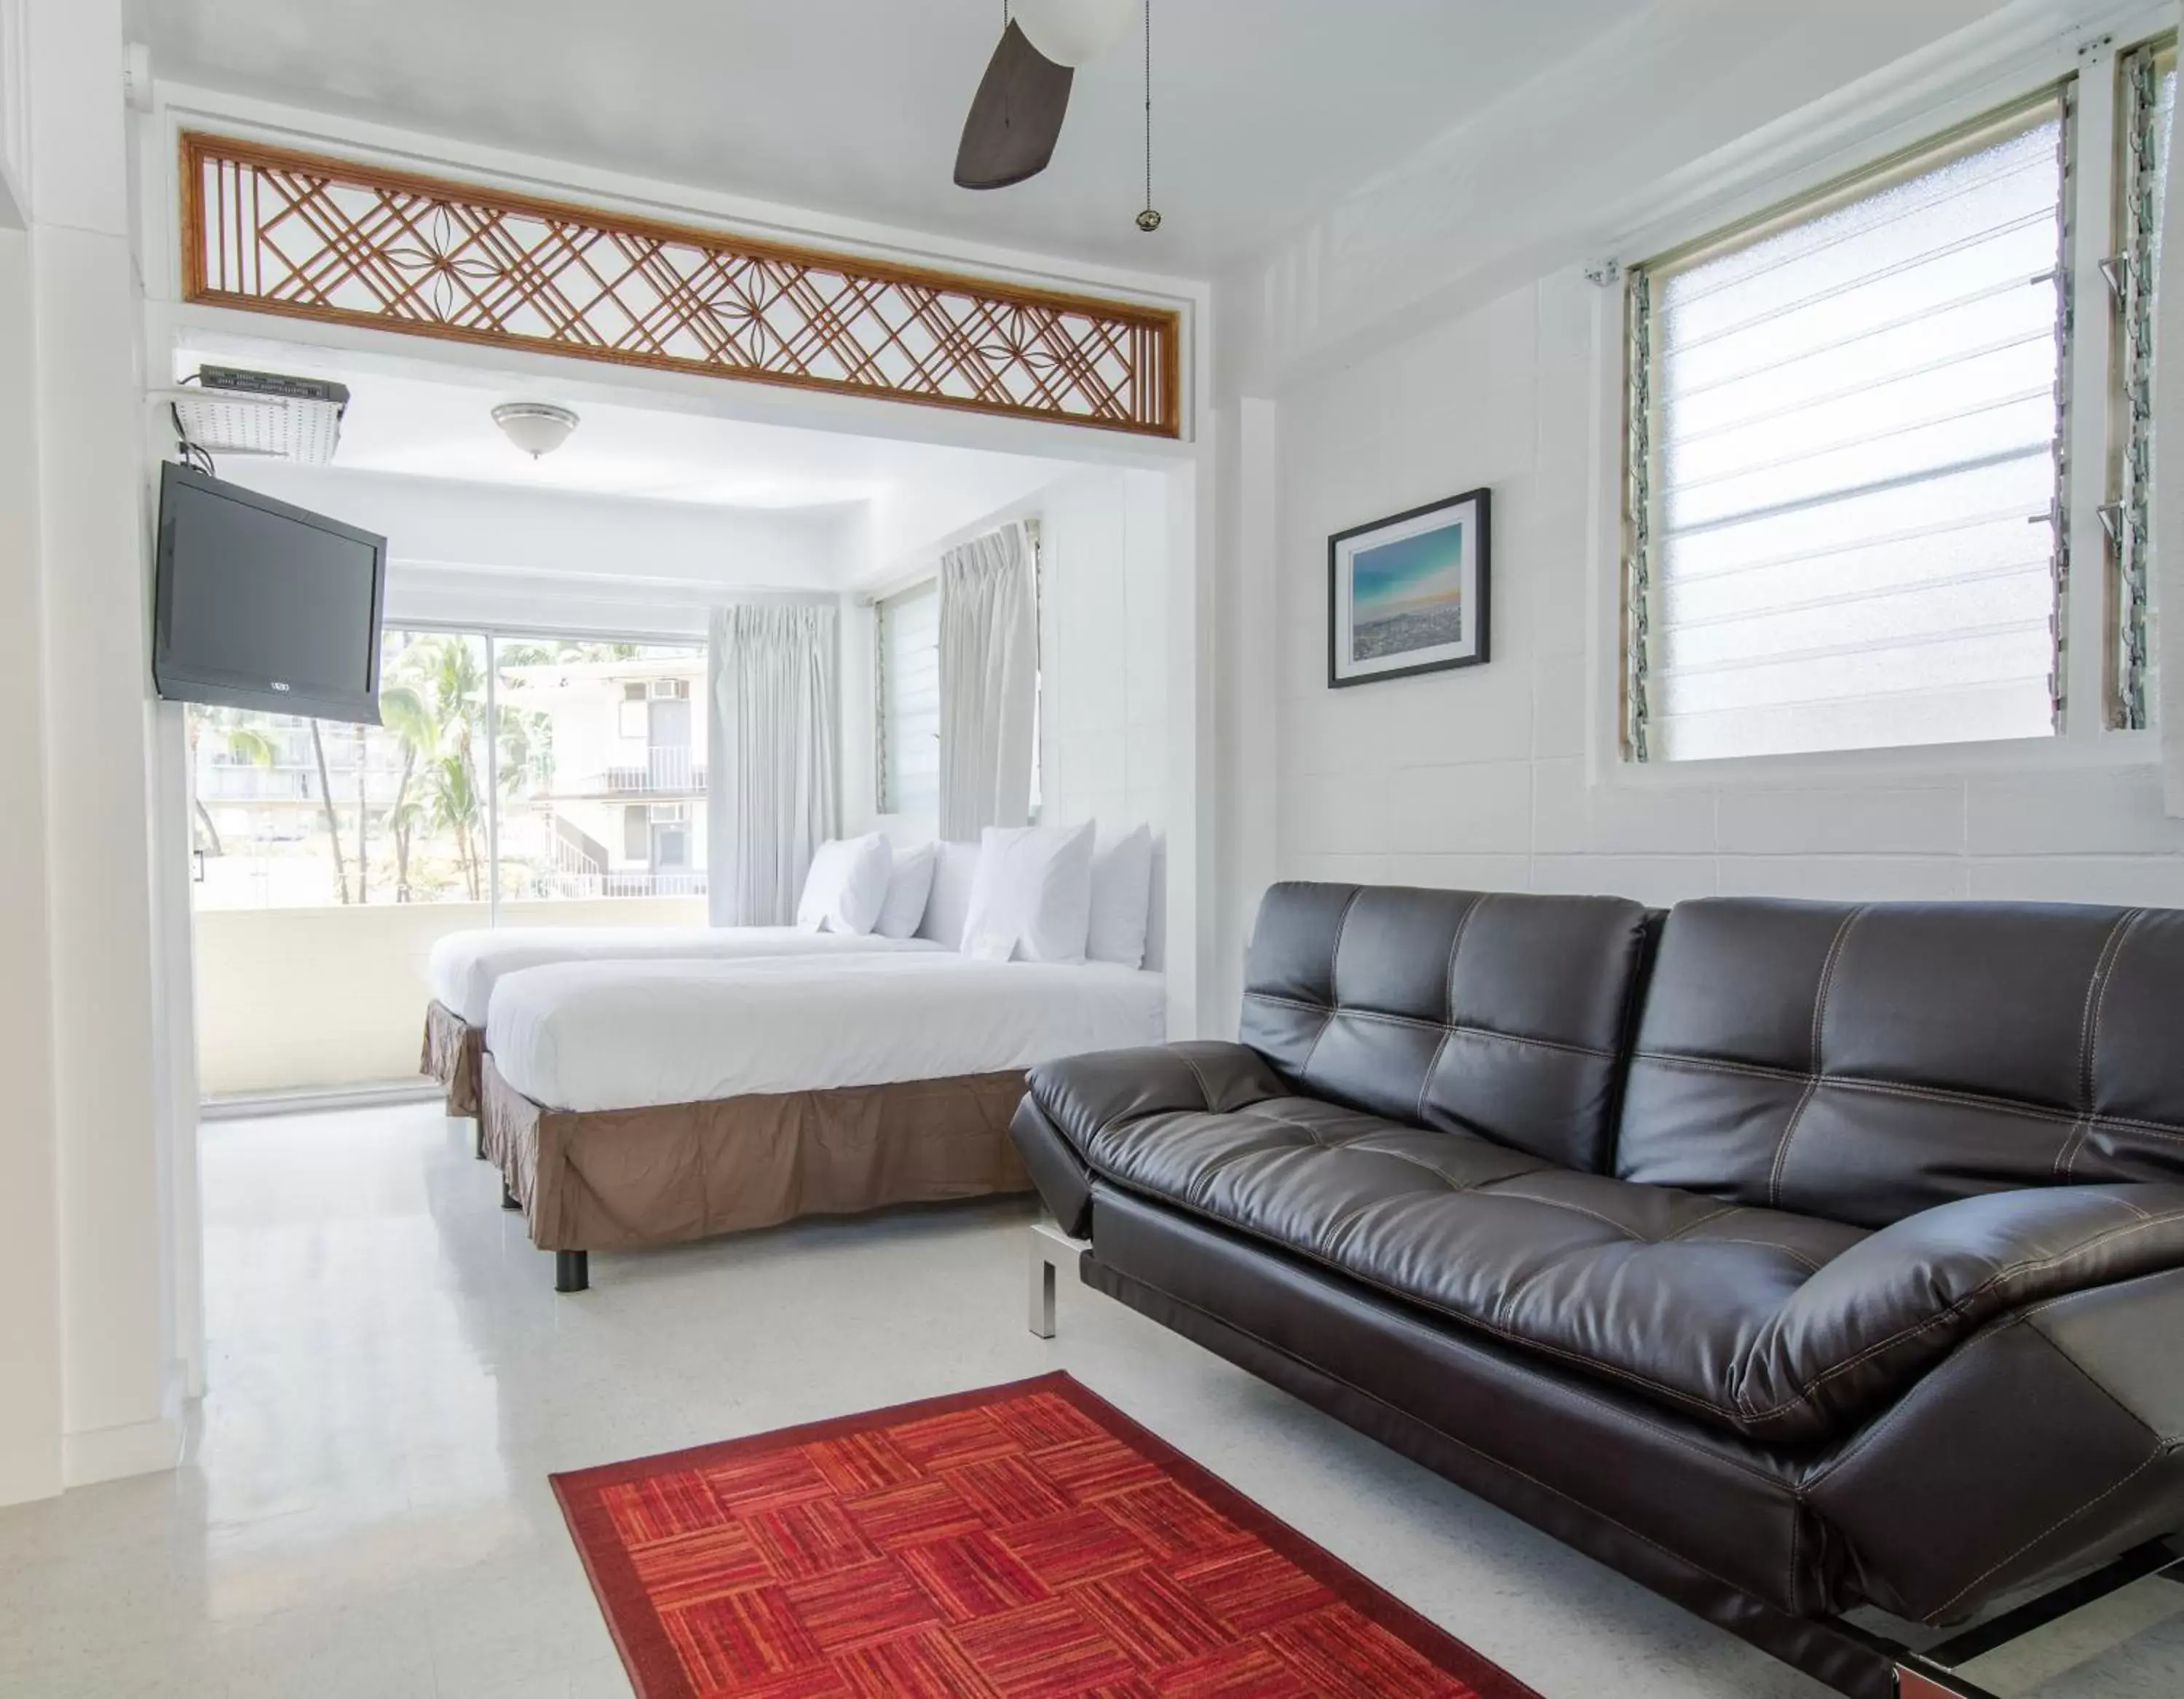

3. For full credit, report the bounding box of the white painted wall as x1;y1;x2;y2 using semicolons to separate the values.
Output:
842;465;1171;845
9;0;179;1500
197;895;705;1096
1218;0;2059;395
1264;269;2184;932
218;462;852;635
0;1;23;229
0;223;62;1506
1036;468;1172;842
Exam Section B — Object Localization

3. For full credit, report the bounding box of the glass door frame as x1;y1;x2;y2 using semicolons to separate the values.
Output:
395;618;707;926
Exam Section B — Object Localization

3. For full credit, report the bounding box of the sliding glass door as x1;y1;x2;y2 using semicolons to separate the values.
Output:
189;622;709;1098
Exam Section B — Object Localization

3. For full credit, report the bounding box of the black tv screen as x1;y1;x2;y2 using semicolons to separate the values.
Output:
153;462;389;724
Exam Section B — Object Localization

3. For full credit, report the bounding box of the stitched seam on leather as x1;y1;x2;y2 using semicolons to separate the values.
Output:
1799;1311;2037;1494
1293;887;1365;1082
1602;913;1656;1176
1245;991;1619;1061
1739;1208;2184;1423
1699;1239;1827;1274
2064;911;2140;1181
2024;1298;2175;1443
1496;1243;1605;1331
1348;1144;1528;1191
1637;1051;2184;1142
1766;908;1863;1210
1787;1500;1801;1618
1766;1078;1820;1213
1106;1246;1797;1496
1173;1050;1219;1113
1107;1270;1800;1587
1470;1183;1645;1239
1928;1448;2169;1620
1661;1204;1744;1241
1093;1161;1744;1420
2080;912;2137;1110
1414;895;1484;1124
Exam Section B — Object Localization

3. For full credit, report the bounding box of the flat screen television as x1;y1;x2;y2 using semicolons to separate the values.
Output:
152;462;389;724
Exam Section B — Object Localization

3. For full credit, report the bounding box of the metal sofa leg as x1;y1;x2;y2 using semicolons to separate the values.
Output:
1894;1660;2003;1699
1028;1219;1088;1337
555;1251;588;1293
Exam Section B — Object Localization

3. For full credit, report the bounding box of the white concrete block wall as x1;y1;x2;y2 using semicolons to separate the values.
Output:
1269;271;2184;911
844;466;1168;850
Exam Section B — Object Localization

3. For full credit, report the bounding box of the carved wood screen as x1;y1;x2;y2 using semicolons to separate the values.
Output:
180;132;1182;437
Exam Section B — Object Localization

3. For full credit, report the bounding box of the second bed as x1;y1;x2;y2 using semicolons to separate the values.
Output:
480;951;1167;1288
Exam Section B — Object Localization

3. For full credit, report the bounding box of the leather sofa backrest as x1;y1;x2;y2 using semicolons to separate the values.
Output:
1616;898;2184;1227
1238;883;1653;1173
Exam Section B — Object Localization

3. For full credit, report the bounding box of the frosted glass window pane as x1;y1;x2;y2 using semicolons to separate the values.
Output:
1631;100;2066;761
878;581;940;817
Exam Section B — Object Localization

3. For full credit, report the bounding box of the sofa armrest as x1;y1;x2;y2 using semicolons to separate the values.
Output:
1026;1042;1294;1154
1738;1182;2184;1443
1807;1264;2184;1622
1011;1042;1291;1240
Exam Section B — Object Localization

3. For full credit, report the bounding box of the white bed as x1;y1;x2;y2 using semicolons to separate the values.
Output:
487;951;1168;1112
428;924;945;1026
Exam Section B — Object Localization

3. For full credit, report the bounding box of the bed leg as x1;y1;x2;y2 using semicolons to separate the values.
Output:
501;1186;521;1211
474;1119;486;1160
1028;1219;1086;1338
555;1251;589;1294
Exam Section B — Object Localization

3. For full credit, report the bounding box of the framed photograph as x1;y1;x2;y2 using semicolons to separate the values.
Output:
1327;487;1490;688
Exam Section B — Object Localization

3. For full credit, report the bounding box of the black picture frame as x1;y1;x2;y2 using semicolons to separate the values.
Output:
1326;486;1491;689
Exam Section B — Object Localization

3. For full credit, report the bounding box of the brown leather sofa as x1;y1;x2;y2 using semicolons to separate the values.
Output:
1009;884;2184;1699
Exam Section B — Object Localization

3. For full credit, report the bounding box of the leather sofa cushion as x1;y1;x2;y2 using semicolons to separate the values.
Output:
1029;1045;2184;1444
1618;899;2184;1227
1238;884;1651;1174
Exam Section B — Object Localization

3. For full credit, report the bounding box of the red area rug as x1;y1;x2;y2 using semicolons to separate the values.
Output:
553;1372;1538;1699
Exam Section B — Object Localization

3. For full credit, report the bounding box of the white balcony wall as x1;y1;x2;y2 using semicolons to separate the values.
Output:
196;895;705;1097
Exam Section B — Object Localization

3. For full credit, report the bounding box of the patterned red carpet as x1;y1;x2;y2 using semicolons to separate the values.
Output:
554;1373;1538;1699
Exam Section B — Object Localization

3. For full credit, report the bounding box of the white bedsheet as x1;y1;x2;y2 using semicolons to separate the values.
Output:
486;952;1167;1112
428;925;943;1026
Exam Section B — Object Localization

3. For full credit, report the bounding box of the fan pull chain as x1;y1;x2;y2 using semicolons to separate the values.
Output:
1136;0;1161;231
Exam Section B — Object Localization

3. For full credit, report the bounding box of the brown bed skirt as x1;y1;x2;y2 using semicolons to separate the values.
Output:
422;999;484;1117
480;1057;1034;1254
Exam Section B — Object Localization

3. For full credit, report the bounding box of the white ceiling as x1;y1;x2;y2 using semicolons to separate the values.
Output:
174;343;1064;514
132;0;1640;274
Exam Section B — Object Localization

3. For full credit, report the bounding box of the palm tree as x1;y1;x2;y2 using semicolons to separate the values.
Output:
186;711;278;857
376;635;490;902
353;722;371;905
307;719;351;905
429;748;483;900
378;683;432;902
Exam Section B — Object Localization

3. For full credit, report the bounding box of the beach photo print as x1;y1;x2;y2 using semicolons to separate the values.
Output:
1328;488;1491;688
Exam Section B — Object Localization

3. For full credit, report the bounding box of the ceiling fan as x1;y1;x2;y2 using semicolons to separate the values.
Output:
955;0;1160;228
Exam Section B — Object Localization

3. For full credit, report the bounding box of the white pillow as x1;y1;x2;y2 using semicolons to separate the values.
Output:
873;840;937;939
1086;825;1155;969
796;834;893;935
960;821;1096;963
917;840;981;950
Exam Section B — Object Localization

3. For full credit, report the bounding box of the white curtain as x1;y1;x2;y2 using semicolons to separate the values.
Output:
2161;28;2184;815
937;523;1037;841
708;604;839;924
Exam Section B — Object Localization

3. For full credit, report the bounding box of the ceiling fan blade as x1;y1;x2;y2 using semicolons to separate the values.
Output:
954;21;1074;190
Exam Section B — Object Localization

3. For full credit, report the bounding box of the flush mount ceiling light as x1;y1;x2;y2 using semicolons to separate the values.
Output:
491;401;580;459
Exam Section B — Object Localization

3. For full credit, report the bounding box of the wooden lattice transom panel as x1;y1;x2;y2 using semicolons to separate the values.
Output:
181;133;1182;438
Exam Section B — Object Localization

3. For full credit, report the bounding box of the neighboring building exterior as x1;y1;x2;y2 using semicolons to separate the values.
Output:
190;634;709;909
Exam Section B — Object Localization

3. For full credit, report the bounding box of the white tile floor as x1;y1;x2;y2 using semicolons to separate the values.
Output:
0;1101;2176;1698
